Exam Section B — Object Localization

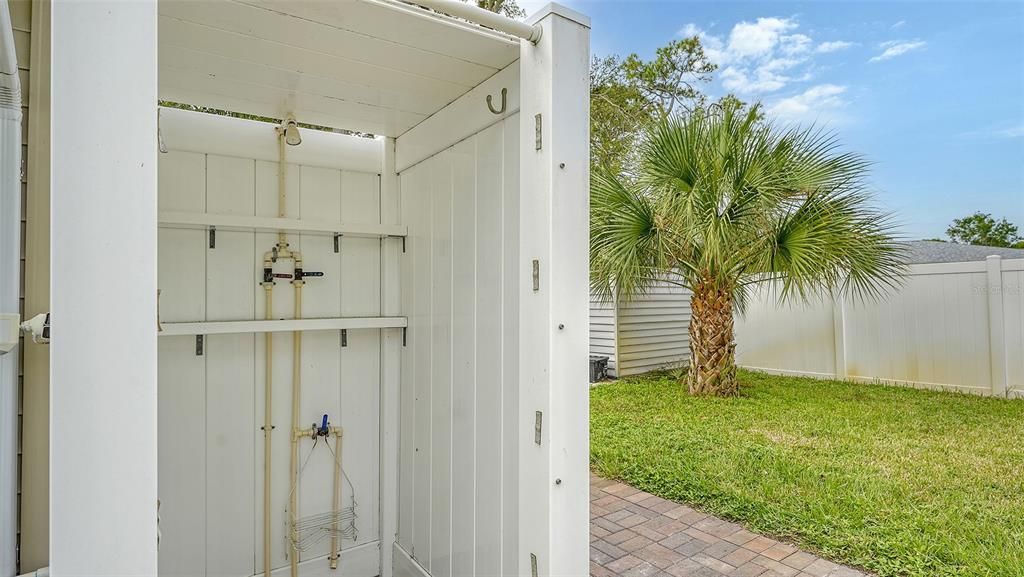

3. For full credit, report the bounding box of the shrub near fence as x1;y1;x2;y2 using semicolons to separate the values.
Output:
736;256;1024;397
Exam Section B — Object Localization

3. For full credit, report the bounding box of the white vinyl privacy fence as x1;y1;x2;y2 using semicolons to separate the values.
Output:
736;256;1024;398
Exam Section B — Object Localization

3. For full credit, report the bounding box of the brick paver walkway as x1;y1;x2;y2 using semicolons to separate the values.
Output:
591;474;870;577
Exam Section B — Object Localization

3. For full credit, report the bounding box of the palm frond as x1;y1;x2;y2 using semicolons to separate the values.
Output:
590;105;907;307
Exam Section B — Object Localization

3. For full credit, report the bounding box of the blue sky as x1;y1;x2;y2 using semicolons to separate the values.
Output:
524;0;1024;240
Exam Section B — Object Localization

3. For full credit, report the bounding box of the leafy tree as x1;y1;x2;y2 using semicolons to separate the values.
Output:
591;105;906;396
590;55;652;175
591;37;721;175
946;212;1021;248
621;37;717;118
468;0;525;19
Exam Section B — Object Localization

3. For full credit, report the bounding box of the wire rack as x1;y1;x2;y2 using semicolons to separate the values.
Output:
286;435;358;554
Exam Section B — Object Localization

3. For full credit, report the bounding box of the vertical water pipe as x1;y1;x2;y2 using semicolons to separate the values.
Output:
261;120;309;577
0;2;22;574
289;268;303;577
329;428;343;569
262;277;273;577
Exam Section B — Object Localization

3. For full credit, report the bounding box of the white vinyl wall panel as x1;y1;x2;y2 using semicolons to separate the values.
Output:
736;259;1024;397
450;137;476;577
157;336;206;577
429;150;453;577
1004;266;1024;396
158;121;385;576
500;114;520;577
734;289;837;379
473;123;503;577
844;271;991;390
396;114;520;576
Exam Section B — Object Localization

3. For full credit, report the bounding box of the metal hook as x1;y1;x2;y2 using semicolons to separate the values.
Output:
486;87;508;115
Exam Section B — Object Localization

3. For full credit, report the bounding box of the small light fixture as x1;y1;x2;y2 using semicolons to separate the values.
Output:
282;117;302;146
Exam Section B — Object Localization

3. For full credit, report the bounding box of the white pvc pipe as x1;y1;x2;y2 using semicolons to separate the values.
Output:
0;1;21;574
394;0;542;43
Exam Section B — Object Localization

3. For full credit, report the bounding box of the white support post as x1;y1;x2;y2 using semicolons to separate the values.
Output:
986;255;1007;397
518;5;590;576
50;2;158;575
380;136;400;577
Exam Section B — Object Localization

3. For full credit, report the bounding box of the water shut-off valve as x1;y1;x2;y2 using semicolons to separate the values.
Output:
262;268;325;283
315;414;331;437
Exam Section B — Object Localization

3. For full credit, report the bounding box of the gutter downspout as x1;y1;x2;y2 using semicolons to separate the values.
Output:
0;1;22;575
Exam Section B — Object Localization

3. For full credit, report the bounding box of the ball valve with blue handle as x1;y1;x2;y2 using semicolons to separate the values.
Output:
316;414;331;437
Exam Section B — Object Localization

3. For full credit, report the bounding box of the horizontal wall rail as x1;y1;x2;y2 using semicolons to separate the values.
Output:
159;316;407;336
159;211;407;239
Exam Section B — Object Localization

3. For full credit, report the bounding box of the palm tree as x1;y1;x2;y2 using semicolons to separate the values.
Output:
591;105;906;396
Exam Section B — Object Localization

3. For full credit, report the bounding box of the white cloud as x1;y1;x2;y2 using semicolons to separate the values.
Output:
816;40;855;53
679;17;822;95
997;126;1024;138
679;22;729;65
891;20;906;30
962;124;1024;139
766;84;848;122
721;67;788;93
869;40;926;62
679;23;703;38
780;33;813;56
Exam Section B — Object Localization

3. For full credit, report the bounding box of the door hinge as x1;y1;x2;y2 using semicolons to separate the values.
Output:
534;411;543;445
534;114;542;151
532;259;540;292
208;226;216;249
195;334;204;356
530;553;539;577
340;329;348;347
402;326;407;347
334;233;342;253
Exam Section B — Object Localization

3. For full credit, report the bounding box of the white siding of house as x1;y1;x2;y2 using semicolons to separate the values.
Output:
590;280;692;378
589;298;617;375
617;281;692;376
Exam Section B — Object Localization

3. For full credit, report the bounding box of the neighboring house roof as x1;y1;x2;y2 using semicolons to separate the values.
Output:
905;240;1024;264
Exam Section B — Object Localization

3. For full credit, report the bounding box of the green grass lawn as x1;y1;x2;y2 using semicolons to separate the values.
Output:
590;370;1024;577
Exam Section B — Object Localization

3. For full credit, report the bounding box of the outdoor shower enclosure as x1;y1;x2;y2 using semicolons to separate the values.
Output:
46;1;590;577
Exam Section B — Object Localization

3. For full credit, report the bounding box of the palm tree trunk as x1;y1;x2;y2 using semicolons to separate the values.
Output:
686;281;738;396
